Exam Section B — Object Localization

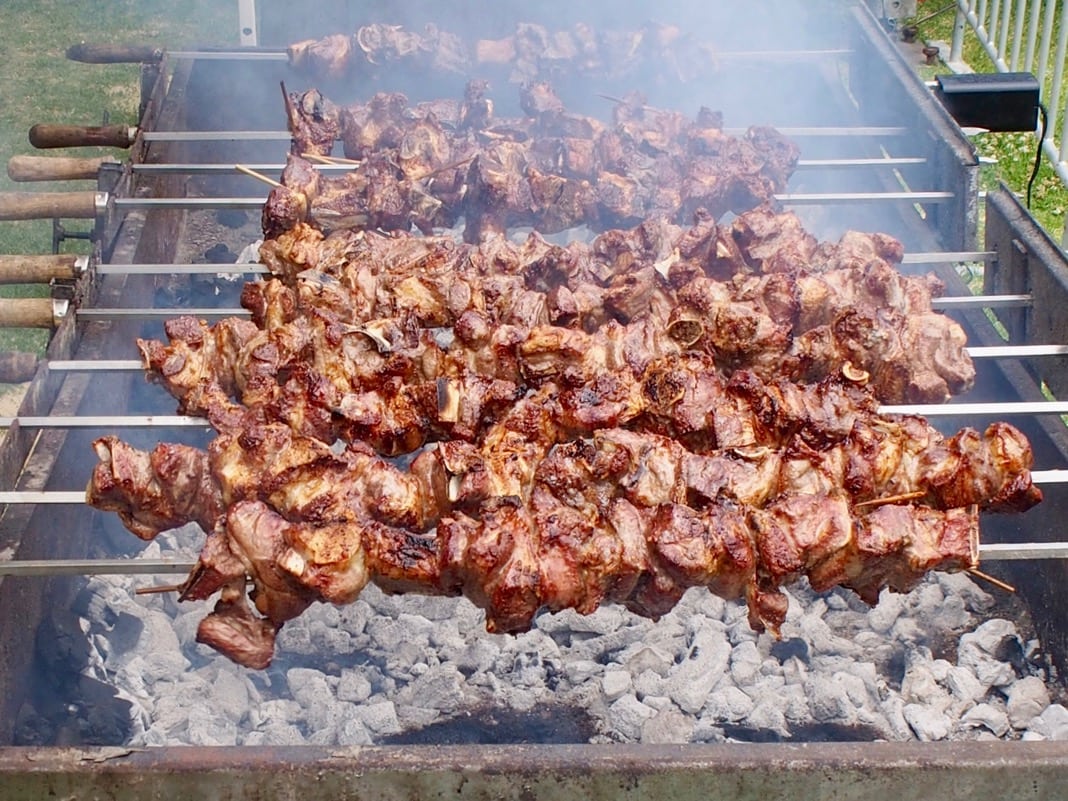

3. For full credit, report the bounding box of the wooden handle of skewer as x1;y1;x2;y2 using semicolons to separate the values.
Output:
0;299;55;328
7;154;119;182
66;43;164;64
0;255;80;284
0;192;100;221
0;351;39;383
28;123;136;150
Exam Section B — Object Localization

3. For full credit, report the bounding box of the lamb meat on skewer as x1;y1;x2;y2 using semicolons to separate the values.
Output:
268;83;800;240
161;215;974;433
286;21;719;87
87;403;1021;668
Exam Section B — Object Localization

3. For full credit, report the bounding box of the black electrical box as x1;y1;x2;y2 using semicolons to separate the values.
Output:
934;72;1040;132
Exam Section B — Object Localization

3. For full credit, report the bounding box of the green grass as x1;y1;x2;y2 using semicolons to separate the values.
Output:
0;1;235;357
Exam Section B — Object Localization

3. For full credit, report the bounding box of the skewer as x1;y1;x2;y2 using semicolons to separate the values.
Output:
967;568;1016;593
0;558;196;576
931;294;1031;309
136;126;913;142
1;541;1066;577
978;542;1068;560
135;583;186;595
83;260;1007;279
129;157;932;176
12;342;1068;397
234;164;283;189
901;251;997;264
879;401;1068;416
964;345;1068;358
1030;470;1068;485
53;316;1068;361
75;308;253;321
853;491;926;508
70;46;856;64
300;153;337;165
104;191;956;211
302;153;362;165
773;191;953;204
95;264;269;275
0;415;209;428
129;158;931;175
795;157;927;168
409;155;477;182
6;399;1068;430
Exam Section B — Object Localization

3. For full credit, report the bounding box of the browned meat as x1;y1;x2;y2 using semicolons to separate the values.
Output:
87;437;223;540
287;21;703;87
87;407;1028;667
283;88;340;157
270;85;799;240
85;72;1039;675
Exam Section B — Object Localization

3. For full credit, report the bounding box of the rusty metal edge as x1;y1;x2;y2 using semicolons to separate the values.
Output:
0;742;1067;799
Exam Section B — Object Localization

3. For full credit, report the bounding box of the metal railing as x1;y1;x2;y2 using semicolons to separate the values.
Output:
946;0;1068;245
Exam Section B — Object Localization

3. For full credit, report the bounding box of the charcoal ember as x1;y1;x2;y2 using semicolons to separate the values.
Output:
961;703;1011;737
641;706;694;744
608;694;657;740
1006;676;1051;729
1026;704;1068;740
903;703;952;741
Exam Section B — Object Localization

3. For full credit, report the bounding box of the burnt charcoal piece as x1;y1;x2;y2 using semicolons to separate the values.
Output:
216;209;249;229
204;243;236;263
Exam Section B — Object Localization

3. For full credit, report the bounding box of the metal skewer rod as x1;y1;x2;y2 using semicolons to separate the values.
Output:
5;401;1067;429
6;471;1068;507
113;197;265;211
1;541;1066;576
773;191;953;204
156;47;858;62
901;251;997;263
978;542;1068;560
0;558;196;576
129;156;930;176
880;401;1068;416
107;191;952;211
90;261;1002;279
1031;470;1068;484
931;294;1031;309
138;126;913;142
0;415;210;428
76;308;252;321
37;344;1068;369
965;345;1068;357
96;264;269;275
44;360;143;372
795;156;927;168
0;491;86;503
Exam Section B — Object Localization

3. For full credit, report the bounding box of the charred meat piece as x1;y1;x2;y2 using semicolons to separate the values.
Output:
273;85;799;240
87;408;1030;667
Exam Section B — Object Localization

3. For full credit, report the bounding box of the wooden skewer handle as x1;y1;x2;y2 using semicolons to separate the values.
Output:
28;124;136;150
0;192;101;221
0;255;81;284
7;154;119;182
0;299;56;329
0;351;39;383
66;43;164;64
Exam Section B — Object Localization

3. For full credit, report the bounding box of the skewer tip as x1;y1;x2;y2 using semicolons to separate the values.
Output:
967;568;1016;593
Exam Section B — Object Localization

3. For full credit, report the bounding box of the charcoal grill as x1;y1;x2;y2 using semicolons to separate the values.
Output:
2;1;1068;795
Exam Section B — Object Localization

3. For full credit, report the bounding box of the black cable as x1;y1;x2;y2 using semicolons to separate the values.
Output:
1027;102;1049;209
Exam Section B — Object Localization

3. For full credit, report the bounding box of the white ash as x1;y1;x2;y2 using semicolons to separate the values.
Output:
62;526;1067;746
